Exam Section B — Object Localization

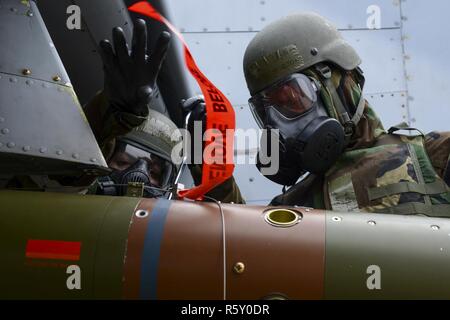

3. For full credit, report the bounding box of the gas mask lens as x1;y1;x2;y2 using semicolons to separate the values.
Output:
249;73;318;127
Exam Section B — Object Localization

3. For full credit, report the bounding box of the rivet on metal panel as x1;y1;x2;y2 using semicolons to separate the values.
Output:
72;153;79;159
368;220;376;226
39;147;47;154
260;0;265;4
53;76;61;82
56;150;63;156
431;225;440;231
9;77;17;83
0;117;4;123
26;10;33;17
90;158;97;163
311;48;319;56
135;210;149;218
249;177;254;182
23;146;31;152
225;27;230;32
10;7;17;13
260;17;266;22
1;128;9;135
22;69;31;76
332;216;342;222
233;262;245;275
26;80;34;86
7;142;15;148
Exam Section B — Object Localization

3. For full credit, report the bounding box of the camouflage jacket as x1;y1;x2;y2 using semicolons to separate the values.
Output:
280;65;450;216
211;66;450;216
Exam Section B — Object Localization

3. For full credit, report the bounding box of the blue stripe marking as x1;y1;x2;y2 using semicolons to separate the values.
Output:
140;199;171;300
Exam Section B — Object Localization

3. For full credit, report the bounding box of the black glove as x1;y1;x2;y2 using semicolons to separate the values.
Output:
181;95;206;132
99;19;171;117
181;96;206;166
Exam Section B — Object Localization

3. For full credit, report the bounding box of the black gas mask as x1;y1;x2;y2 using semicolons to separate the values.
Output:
250;73;345;186
97;142;173;198
109;159;164;198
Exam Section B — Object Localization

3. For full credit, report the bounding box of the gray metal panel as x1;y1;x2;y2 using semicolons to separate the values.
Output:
0;0;70;85
166;0;401;32
346;29;406;95
366;92;409;129
401;0;450;132
0;0;108;175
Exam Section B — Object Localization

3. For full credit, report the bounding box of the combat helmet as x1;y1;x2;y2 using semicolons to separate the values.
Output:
243;12;361;95
114;109;183;190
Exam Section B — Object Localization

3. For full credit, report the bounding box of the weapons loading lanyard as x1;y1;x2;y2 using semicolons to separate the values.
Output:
129;1;236;201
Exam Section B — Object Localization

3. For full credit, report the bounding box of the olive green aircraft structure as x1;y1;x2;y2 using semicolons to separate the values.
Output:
2;190;450;299
0;0;450;300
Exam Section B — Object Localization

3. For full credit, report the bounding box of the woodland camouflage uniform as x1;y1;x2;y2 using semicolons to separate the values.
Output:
213;65;450;216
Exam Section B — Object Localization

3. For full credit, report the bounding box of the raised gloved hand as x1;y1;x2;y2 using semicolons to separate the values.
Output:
99;19;171;117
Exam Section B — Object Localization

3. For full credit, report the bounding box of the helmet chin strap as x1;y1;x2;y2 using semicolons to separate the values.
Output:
314;64;366;146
